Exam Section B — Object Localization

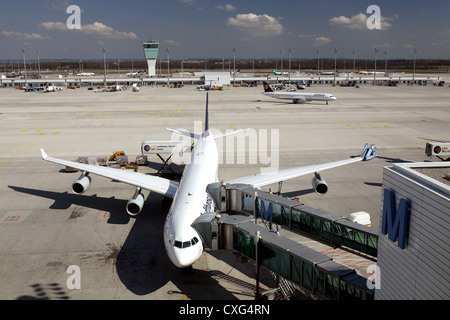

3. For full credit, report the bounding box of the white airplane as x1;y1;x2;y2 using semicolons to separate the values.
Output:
40;94;376;272
75;72;95;76
262;81;337;104
44;85;63;92
272;69;289;76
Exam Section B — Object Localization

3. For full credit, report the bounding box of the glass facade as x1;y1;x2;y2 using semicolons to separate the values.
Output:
243;192;378;257
232;222;374;300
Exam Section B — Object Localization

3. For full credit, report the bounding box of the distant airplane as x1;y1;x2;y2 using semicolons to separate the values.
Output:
272;69;289;76
262;81;337;104
74;72;95;76
40;93;375;272
44;85;63;92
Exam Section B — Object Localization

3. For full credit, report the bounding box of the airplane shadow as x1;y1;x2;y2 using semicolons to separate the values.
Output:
8;185;245;299
8;185;131;224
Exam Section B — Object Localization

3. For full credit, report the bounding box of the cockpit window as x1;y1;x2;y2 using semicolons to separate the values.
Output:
169;236;200;249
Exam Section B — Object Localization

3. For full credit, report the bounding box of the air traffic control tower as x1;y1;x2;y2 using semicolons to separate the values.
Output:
143;39;159;76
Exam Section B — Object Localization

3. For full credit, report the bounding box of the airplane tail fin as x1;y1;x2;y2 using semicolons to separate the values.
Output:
263;82;274;93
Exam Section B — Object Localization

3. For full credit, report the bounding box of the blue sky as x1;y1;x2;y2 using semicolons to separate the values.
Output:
0;0;449;61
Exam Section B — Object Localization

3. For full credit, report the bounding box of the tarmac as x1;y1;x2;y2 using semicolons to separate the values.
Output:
0;78;449;300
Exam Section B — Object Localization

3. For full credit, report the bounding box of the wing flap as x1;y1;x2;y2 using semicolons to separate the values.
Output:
41;149;178;198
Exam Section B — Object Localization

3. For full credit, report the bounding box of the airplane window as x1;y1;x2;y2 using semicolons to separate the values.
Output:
175;240;182;248
183;241;191;248
191;237;199;245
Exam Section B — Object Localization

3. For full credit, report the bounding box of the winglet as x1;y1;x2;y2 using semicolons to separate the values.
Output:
40;148;48;160
361;144;377;161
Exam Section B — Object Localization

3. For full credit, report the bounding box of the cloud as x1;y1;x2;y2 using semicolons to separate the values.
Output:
329;13;393;30
312;37;331;46
2;30;51;40
165;39;182;47
217;4;236;11
40;21;137;40
227;13;283;37
43;0;70;11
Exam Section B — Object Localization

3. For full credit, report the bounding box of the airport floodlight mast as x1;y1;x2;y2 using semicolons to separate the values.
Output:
22;48;27;87
384;50;388;74
233;48;237;83
334;48;338;85
167;47;170;86
103;48;107;88
280;49;283;75
289;48;292;82
413;48;418;84
374;47;378;85
317;50;320;75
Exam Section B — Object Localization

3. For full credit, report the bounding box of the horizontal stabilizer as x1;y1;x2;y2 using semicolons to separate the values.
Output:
166;128;201;139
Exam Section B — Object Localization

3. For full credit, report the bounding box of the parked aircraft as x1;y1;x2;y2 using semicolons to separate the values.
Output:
44;85;63;92
40;94;375;272
262;82;337;104
272;69;289;76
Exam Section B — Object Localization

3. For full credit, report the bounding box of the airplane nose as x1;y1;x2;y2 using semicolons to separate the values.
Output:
168;245;202;268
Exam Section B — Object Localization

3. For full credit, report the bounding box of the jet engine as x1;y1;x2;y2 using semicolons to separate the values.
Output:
311;172;328;195
127;188;145;216
293;98;306;104
72;173;91;195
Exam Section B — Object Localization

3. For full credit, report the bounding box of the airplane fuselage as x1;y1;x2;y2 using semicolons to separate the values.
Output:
163;133;218;268
262;91;337;104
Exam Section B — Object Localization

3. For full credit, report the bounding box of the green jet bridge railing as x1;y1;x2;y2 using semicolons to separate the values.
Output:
206;183;378;258
192;213;375;300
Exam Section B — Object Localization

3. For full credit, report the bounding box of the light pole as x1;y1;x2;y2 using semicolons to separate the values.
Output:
317;50;320;75
22;48;27;87
353;50;356;74
103;48;107;88
233;48;236;87
412;48;418;85
280;49;283;76
334;48;338;85
373;47;378;85
167;47;170;87
288;48;292;82
37;51;41;79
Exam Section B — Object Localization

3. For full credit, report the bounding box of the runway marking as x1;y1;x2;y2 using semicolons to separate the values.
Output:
0;134;45;166
3;216;21;222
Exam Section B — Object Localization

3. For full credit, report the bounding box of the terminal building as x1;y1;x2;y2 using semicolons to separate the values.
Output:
142;39;159;76
375;162;449;300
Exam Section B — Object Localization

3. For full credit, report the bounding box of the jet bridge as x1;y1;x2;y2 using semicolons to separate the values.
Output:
205;182;378;257
192;212;374;300
192;182;379;300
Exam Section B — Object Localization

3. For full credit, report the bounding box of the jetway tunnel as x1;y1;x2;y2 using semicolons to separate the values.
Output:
191;183;378;300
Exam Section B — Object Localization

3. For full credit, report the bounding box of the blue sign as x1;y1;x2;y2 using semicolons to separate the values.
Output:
259;200;273;221
381;188;410;249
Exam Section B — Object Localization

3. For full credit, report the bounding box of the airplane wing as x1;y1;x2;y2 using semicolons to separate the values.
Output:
227;144;376;188
40;149;178;198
